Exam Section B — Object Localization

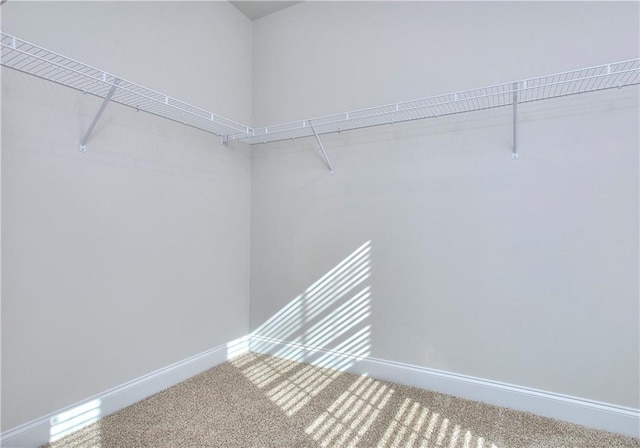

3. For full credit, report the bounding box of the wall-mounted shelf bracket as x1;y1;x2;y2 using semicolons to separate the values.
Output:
512;81;519;160
79;78;120;152
310;123;334;174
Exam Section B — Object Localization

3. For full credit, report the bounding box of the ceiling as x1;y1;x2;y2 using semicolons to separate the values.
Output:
230;1;302;21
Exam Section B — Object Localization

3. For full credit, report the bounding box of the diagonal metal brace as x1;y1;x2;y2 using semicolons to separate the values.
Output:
310;124;334;174
512;81;519;160
79;78;120;152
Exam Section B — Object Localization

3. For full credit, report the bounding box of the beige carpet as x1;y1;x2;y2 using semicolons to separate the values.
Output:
44;352;640;448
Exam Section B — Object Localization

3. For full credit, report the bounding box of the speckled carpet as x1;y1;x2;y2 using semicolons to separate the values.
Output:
43;352;640;448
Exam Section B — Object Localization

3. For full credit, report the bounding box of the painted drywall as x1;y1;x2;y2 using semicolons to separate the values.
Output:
1;1;252;431
250;1;640;408
252;1;638;126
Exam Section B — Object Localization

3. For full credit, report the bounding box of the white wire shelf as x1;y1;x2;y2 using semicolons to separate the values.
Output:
0;32;252;138
229;59;640;145
2;32;638;151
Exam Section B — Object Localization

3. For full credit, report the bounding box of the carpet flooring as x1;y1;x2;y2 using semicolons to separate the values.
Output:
44;352;640;448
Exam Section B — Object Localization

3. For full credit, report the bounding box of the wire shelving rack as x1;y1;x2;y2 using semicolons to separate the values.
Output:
228;59;639;145
0;33;252;140
1;32;638;164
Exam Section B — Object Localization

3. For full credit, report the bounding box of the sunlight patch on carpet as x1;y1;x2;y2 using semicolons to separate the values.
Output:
377;397;500;448
306;374;395;447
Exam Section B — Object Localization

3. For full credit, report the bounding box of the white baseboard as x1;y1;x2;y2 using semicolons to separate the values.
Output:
0;336;249;448
3;335;637;447
249;335;640;438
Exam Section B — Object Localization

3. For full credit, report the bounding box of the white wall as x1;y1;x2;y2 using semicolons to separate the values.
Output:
252;1;638;126
250;1;639;409
1;1;252;431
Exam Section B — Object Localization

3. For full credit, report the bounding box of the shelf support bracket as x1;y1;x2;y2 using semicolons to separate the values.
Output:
79;78;120;152
512;81;519;160
310;124;334;175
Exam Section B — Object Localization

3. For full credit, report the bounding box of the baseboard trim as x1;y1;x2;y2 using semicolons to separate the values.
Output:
1;336;249;448
249;335;640;438
3;335;637;446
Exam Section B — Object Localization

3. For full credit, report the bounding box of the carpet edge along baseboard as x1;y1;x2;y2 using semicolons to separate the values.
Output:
1;335;638;447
